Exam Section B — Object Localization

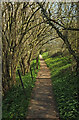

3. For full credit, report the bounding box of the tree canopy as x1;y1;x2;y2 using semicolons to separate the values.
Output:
2;2;79;93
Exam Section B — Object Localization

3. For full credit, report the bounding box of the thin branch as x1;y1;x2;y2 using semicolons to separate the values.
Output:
19;21;46;44
37;3;79;31
38;37;59;50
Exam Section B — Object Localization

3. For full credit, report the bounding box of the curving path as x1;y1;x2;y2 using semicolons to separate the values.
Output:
26;55;59;120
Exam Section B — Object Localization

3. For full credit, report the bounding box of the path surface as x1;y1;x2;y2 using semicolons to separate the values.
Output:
26;55;59;120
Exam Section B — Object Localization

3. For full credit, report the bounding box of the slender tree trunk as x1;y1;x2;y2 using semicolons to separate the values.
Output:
5;52;11;89
36;56;39;69
11;65;16;85
27;51;32;72
22;59;26;75
11;54;17;85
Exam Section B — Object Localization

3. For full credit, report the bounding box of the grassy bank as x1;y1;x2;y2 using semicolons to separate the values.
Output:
2;59;40;119
42;52;79;120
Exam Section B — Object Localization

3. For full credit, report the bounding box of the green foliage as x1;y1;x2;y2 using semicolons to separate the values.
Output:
42;52;49;59
43;53;79;120
2;59;40;119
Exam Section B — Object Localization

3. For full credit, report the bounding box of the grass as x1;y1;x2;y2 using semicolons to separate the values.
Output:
2;59;40;119
42;52;79;120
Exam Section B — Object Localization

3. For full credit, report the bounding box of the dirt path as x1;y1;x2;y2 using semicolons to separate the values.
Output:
26;55;59;120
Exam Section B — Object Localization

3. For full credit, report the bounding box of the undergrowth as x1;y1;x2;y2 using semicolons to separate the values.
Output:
2;59;40;119
42;52;79;120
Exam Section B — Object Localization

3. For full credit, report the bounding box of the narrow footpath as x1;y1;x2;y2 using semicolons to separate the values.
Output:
26;55;59;120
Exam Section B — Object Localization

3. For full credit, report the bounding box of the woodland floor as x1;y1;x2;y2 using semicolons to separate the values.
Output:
26;55;59;120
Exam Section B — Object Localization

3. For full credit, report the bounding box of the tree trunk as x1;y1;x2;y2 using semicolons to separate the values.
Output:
2;56;11;93
11;60;17;86
5;54;11;89
36;56;39;69
22;58;26;75
27;51;32;72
